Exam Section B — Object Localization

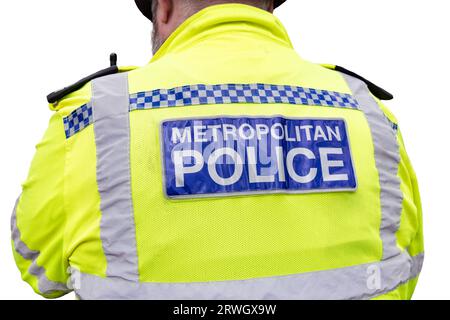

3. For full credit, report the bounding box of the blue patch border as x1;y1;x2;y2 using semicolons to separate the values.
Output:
160;115;358;200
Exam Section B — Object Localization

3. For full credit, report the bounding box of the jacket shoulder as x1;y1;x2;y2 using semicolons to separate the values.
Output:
47;53;138;110
321;64;394;101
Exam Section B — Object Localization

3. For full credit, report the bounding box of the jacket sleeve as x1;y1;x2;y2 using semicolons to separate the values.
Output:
378;101;424;258
397;129;424;257
11;112;71;298
375;101;424;300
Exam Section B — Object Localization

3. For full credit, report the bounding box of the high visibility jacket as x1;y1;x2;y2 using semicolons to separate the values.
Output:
11;4;424;300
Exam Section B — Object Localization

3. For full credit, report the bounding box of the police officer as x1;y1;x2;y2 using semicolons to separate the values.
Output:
11;0;424;300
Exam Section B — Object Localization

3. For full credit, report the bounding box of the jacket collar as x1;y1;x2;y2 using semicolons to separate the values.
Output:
151;3;294;62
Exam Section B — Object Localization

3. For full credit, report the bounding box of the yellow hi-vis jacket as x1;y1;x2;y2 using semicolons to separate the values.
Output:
11;4;424;300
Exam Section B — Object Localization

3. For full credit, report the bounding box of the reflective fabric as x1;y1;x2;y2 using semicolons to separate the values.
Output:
342;74;403;260
71;252;424;300
92;73;139;281
11;197;69;295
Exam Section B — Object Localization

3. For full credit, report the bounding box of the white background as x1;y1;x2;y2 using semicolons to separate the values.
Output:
0;0;448;300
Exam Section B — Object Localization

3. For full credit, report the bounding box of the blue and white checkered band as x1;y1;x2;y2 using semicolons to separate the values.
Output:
63;103;93;138
129;84;360;111
63;84;360;138
385;116;399;132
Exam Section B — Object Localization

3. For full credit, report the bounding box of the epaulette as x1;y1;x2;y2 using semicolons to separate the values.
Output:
322;64;394;101
47;53;119;104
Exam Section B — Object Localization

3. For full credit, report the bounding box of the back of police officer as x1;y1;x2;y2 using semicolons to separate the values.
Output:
11;0;424;300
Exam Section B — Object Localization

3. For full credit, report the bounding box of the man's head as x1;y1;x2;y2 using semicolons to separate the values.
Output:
149;0;275;54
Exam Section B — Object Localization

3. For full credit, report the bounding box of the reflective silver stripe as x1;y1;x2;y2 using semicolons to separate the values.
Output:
92;73;139;281
342;74;403;260
72;252;423;300
11;197;69;294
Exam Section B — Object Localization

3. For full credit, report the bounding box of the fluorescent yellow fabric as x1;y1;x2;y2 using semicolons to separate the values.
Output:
128;4;384;283
12;113;69;298
63;126;108;277
395;129;424;258
131;105;382;282
12;3;423;299
376;100;424;259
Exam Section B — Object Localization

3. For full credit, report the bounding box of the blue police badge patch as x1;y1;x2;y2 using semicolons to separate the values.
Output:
161;117;357;198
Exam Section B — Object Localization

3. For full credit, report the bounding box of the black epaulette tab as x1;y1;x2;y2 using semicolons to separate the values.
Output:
47;53;119;104
325;65;394;101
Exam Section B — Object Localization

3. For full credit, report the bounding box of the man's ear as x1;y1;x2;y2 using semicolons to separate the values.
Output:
156;0;174;24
